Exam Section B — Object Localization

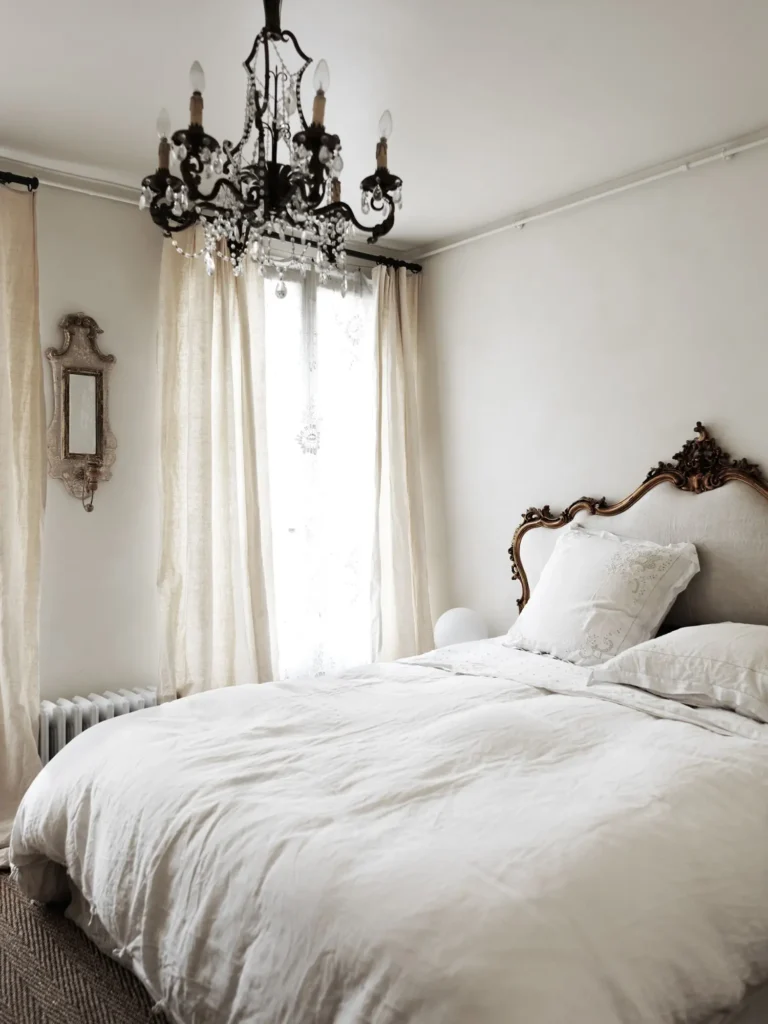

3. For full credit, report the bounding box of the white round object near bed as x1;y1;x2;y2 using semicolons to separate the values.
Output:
434;607;488;648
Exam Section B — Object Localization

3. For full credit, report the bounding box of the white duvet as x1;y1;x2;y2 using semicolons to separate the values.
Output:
11;641;768;1024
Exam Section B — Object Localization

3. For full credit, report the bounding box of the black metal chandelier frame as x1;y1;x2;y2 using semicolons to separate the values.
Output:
140;0;403;274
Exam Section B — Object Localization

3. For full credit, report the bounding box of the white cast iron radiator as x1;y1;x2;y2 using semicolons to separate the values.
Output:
38;688;157;766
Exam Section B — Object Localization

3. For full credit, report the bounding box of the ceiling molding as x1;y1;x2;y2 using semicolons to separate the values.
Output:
406;124;768;262
0;152;138;205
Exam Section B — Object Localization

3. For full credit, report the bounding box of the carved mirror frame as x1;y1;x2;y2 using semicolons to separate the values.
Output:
509;423;768;611
46;313;116;506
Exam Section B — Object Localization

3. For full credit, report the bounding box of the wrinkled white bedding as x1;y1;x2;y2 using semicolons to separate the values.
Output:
11;640;768;1024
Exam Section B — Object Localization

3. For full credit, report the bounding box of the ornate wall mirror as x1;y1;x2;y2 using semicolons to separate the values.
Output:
47;313;116;511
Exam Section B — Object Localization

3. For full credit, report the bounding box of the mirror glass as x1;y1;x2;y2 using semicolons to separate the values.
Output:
68;372;98;455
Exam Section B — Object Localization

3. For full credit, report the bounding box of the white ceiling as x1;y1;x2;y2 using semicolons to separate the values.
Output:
3;0;768;251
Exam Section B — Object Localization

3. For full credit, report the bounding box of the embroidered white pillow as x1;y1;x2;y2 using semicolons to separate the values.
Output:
589;622;768;723
505;524;699;666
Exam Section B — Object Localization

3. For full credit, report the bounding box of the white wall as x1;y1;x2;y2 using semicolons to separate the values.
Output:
37;188;162;700
420;146;768;636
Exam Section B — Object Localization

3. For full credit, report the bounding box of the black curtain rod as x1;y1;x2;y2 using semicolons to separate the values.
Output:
346;248;422;274
261;228;421;273
0;170;39;192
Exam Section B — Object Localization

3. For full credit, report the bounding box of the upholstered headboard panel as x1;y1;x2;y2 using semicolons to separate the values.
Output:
509;424;768;628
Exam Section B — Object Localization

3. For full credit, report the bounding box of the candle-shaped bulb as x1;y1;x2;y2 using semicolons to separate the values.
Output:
313;59;330;94
311;60;329;125
378;110;393;140
190;60;206;94
189;62;205;126
156;108;171;139
376;110;392;169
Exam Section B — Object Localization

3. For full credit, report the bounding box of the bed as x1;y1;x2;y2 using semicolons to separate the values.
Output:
11;423;768;1024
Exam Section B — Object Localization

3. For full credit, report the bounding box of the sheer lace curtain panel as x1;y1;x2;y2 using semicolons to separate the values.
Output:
0;188;45;865
158;235;432;699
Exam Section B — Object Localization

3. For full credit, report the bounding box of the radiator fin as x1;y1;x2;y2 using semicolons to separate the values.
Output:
38;687;156;765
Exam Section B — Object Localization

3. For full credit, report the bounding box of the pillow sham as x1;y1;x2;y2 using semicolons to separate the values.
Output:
589;622;768;723
505;524;699;666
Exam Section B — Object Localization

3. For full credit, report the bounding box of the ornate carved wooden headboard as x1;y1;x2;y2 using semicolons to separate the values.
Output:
509;423;768;613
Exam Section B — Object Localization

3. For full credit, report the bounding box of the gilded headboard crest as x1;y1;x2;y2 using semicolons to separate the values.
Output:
644;422;761;493
509;423;768;612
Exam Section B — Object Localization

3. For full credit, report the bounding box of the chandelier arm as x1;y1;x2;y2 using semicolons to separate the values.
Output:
312;201;357;224
318;201;397;244
149;197;197;234
277;29;312;65
238;41;269;177
228;127;251;162
229;65;260;162
293;58;312;132
365;202;396;244
243;29;267;76
197;178;246;208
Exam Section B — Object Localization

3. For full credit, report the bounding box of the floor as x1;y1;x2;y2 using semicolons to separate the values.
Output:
0;871;169;1024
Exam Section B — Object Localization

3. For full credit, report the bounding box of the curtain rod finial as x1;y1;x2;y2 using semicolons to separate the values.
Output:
0;170;39;192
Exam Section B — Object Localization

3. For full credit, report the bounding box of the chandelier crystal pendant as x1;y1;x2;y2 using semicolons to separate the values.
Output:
139;0;403;296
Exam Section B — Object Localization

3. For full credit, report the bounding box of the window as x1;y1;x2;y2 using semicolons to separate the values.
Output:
263;271;377;678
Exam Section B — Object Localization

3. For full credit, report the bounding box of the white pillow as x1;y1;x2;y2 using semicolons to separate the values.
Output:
589;622;768;723
505;524;699;666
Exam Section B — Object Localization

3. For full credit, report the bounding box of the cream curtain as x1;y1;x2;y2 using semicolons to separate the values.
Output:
157;231;274;700
373;266;434;660
0;189;45;866
158;246;432;698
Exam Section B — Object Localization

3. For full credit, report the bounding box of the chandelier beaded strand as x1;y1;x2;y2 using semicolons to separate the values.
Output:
139;0;403;297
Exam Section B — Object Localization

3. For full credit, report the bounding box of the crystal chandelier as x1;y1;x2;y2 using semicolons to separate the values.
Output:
139;0;403;296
